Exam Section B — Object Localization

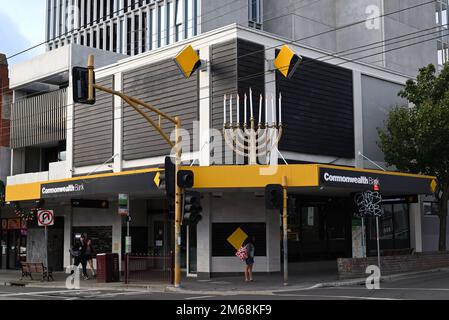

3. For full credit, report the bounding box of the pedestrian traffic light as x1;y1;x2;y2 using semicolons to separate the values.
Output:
183;191;202;225
72;66;96;104
274;45;302;78
265;184;283;210
178;170;194;188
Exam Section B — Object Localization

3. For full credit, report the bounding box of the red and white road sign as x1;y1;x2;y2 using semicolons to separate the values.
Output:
37;210;55;227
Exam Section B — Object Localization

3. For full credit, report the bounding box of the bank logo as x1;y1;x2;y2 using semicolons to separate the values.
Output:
227;227;248;251
41;183;85;195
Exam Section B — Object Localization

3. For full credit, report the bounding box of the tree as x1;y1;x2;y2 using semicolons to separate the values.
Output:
378;63;449;251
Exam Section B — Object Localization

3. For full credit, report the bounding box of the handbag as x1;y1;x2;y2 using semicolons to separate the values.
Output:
235;246;248;261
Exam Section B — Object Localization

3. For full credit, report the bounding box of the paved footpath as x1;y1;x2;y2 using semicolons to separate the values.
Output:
1;267;449;297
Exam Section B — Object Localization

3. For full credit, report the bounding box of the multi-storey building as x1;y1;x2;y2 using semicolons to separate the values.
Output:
46;0;440;76
3;1;446;277
0;54;11;185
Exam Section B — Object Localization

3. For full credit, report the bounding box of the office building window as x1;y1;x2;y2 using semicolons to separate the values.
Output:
248;0;262;29
175;0;183;41
436;0;449;68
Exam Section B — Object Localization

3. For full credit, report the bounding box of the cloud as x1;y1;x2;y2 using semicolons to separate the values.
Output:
0;2;46;65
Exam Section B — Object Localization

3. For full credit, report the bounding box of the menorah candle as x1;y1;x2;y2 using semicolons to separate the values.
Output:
230;94;233;124
237;94;240;124
259;95;263;124
250;88;254;119
271;93;276;125
244;93;247;125
224;95;227;124
279;93;282;124
265;96;268;124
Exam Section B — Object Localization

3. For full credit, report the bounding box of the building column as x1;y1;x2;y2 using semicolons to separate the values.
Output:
410;198;423;253
199;45;210;166
66;69;74;178
265;47;278;166
113;72;123;173
63;206;73;269
197;193;211;279
353;70;364;168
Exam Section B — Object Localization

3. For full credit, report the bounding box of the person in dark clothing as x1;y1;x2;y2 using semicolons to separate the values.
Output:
70;234;89;280
85;238;95;278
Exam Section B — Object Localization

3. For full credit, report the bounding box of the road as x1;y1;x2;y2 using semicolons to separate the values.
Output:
0;271;448;300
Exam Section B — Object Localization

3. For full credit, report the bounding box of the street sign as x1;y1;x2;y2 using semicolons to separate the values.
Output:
37;210;55;227
118;194;129;216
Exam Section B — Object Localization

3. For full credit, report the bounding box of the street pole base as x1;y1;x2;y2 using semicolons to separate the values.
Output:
283;282;289;286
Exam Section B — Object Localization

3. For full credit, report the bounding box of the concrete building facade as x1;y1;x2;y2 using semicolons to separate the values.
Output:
3;24;443;277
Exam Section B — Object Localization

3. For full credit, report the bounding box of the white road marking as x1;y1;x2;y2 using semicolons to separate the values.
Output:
0;289;95;298
332;287;449;292
185;296;216;300
278;293;401;300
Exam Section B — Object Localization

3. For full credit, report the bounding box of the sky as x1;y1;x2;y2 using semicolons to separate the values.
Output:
0;1;46;65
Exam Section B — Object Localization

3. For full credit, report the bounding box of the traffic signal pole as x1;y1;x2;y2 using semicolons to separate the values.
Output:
282;176;288;286
87;54;183;288
174;118;182;288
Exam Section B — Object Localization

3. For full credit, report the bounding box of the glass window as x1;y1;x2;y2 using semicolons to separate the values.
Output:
370;205;393;240
424;201;439;215
175;0;183;41
393;204;409;240
301;207;321;241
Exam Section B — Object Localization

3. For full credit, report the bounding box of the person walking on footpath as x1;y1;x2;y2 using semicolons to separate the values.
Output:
244;236;256;282
85;238;96;278
70;234;89;280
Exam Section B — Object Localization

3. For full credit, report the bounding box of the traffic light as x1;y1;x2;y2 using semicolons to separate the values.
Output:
274;45;302;78
157;157;176;197
178;170;194;188
72;67;96;104
183;191;202;226
265;184;283;210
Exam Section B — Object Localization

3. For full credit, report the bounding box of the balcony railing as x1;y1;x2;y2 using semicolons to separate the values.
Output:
10;88;67;148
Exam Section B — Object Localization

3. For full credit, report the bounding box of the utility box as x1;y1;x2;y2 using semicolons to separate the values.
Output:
96;253;120;283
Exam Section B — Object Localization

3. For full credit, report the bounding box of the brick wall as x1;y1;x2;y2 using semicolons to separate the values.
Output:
338;252;449;279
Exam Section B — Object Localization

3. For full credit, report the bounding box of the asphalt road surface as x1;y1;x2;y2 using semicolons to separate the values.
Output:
0;271;448;300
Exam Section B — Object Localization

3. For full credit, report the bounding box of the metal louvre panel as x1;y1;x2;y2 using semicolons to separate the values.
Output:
10;88;67;149
122;58;199;161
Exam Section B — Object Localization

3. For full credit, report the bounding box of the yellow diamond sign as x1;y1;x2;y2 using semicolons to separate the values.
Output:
274;45;302;78
174;45;202;78
227;227;248;251
431;179;438;193
154;172;161;188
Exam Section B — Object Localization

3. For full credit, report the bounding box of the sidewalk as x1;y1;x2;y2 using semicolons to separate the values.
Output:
1;266;448;295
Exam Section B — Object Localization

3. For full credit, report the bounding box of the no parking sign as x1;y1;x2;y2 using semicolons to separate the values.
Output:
38;210;55;227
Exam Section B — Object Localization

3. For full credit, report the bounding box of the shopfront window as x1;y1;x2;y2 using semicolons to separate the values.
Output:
367;203;410;253
424;201;439;216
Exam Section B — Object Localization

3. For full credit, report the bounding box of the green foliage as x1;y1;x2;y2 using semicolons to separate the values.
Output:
379;64;449;182
378;63;449;251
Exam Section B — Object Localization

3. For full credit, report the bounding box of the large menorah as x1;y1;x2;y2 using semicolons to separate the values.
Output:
223;88;283;165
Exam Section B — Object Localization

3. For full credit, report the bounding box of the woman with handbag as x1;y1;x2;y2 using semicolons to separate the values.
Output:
244;236;256;282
